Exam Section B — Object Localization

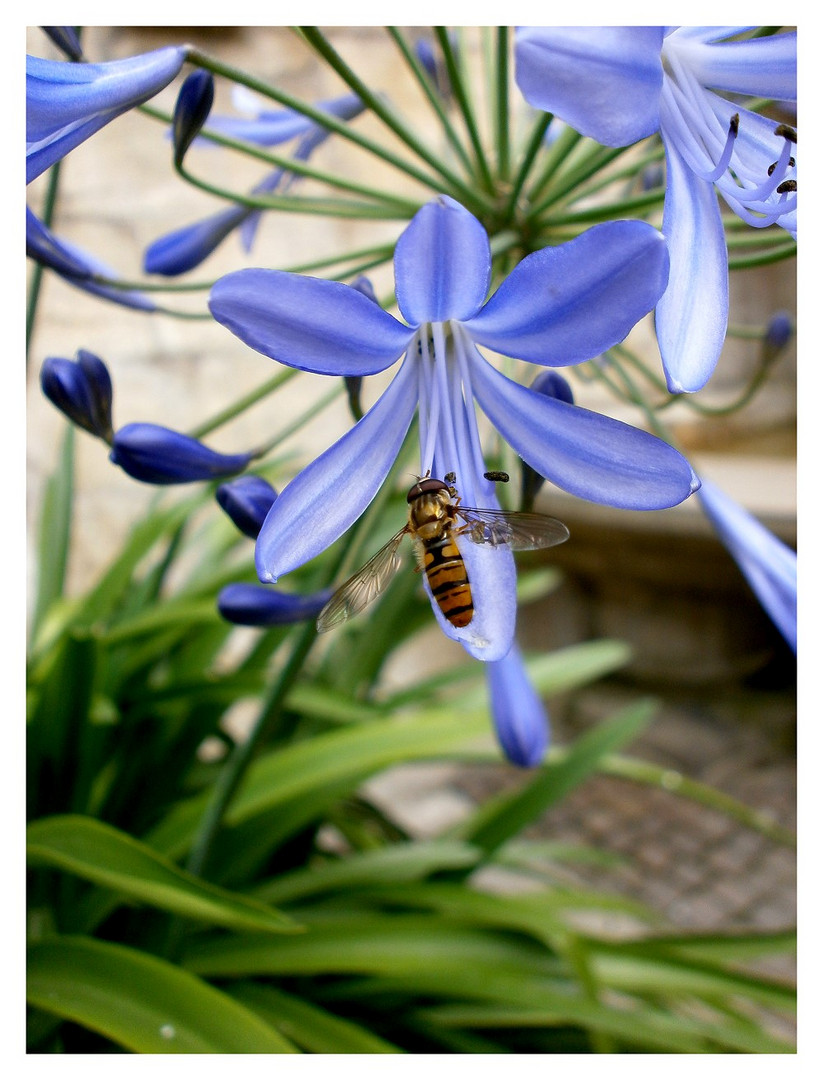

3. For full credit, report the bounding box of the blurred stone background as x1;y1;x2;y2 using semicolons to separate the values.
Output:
27;26;796;980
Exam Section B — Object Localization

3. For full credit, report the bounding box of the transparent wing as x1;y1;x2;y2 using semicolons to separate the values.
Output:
316;527;408;632
455;506;570;551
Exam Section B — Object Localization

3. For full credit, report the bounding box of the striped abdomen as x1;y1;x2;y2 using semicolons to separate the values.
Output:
422;532;473;628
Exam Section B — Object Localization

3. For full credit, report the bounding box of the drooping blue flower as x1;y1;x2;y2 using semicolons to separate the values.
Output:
486;645;550;768
109;423;252;485
40;349;114;441
697;477;796;653
144;92;364;276
515;27;797;393
210;195;697;662
216;475;278;539
217;583;334;627
27;45;188;183
27;206;156;311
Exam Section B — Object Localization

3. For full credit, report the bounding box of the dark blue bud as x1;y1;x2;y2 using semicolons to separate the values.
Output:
764;310;793;354
40;349;114;441
521;372;575;510
216;475;278;538
173;69;215;167
529;370;575;406
110;423;252;484
41;26;84;61
217;583;334;626
351;275;378;304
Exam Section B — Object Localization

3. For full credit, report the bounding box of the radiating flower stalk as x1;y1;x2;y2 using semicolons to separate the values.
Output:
29;24;796;788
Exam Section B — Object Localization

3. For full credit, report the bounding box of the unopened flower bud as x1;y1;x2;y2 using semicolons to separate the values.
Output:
41;26;83;61
110;423;252;484
763;310;793;363
173;69;214;167
217;582;333;626
216;475;278;538
40;349;114;441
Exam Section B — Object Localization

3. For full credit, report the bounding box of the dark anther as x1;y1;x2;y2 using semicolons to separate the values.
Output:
729;113;739;137
776;179;797;194
768;157;796;176
484;470;510;483
774;123;797;143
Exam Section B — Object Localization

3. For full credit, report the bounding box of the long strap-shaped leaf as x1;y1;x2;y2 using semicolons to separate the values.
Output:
27;935;298;1053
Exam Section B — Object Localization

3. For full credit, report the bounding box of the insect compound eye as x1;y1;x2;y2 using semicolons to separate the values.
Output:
407;477;450;502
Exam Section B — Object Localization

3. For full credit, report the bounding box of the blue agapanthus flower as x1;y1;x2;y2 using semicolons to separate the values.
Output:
698;477;797;653
144;91;364;276
210;195;697;663
515;27;797;393
27;206;156;311
27;45;188;183
486;644;550;767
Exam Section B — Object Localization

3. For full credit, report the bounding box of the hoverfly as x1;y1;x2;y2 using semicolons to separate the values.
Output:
316;476;569;633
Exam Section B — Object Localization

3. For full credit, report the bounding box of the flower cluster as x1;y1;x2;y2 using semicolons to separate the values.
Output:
29;27;797;767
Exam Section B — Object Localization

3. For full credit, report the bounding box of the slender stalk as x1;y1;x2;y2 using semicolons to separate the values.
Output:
535;189;664;228
251;383;345;459
295;27;497;215
523;121;583;204
188;368;298;439
499;112;554;223
527;144;628;219
728;240;796;269
385;27;475;178
493;27;511;183
185;46;474;207
434;26;495;195
26;161;63;363
140;102;420;215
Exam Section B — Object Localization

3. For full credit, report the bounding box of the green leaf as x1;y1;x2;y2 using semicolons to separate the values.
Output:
230;982;403;1053
27;936;298;1053
458;698;657;857
27;816;297;934
30;423;74;647
254;840;483;905
147;707;492;860
185;915;559;979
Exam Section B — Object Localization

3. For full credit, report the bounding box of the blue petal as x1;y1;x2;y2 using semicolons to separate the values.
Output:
669;29;796;102
216;475;278;539
218;583;333;626
470;354;697;509
27;207;156;311
486;646;550;767
515;27;665;147
466;221;669;365
110;423;252;484
255;359;417;582
145;205;248;276
656;138;728;392
394;196;491;325
698;479;796;652
209;269;414;376
27;47;187;182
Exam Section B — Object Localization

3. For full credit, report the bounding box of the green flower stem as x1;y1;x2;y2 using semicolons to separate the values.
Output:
537;188;664;227
385;27;475;179
726;230;794;249
142;100;421;216
569;149;665;203
493;27;511;183
499;112;555;225
187;368;298;440
294;28;497;216
250;383;346;459
175;157;414;221
434;27;495;196
728;240;797;269
527;144;628;219
184;46;473;210
26;161;64;363
523;121;583;204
